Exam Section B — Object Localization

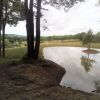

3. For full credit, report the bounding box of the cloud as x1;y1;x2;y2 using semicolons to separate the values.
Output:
6;21;26;35
6;0;100;36
42;0;100;36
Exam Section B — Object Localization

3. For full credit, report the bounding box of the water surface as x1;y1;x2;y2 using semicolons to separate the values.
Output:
43;47;100;93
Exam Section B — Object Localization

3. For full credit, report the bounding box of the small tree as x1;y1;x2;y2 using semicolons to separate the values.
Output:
0;0;24;57
82;29;93;50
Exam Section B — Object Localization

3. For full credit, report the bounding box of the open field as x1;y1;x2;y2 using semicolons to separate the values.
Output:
0;40;100;64
41;40;100;48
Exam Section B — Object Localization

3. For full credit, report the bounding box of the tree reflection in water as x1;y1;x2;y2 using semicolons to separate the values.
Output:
81;53;96;72
93;80;100;93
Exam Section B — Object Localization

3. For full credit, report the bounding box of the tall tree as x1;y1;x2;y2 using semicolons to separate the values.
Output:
0;0;24;57
82;29;93;50
25;0;35;58
0;0;3;56
34;0;42;59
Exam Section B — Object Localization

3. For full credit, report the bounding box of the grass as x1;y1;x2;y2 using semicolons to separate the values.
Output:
0;47;26;65
0;40;100;65
6;47;27;58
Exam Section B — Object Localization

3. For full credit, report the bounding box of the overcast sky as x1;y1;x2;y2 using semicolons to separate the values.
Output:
6;0;100;36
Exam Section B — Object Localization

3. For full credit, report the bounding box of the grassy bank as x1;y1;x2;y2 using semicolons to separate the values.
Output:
0;40;100;64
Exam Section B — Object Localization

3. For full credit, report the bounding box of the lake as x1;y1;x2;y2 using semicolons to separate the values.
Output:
43;47;100;93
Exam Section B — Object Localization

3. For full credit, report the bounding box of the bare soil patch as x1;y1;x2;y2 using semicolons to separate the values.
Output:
0;60;100;100
82;49;99;54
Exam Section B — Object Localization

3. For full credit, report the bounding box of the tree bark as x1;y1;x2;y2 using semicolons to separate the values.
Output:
0;20;1;56
2;0;8;57
0;25;1;57
0;0;3;57
2;23;5;57
25;0;34;58
34;0;42;60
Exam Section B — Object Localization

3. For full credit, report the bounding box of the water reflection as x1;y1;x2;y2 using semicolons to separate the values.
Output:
81;53;96;72
43;47;100;93
94;80;100;93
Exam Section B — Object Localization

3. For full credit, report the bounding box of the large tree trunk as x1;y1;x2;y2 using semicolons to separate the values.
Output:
0;0;3;57
0;25;1;57
25;0;34;58
34;0;42;60
2;0;8;57
88;33;91;50
0;22;1;57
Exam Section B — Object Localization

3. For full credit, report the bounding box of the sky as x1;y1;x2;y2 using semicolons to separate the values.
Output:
6;0;100;36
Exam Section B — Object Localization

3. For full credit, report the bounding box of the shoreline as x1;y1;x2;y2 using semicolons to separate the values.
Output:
0;59;100;100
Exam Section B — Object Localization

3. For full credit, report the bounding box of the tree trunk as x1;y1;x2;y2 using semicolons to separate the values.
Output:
2;23;5;57
88;42;90;50
88;34;91;50
25;0;34;59
0;23;2;57
0;0;3;57
34;0;42;60
2;0;8;57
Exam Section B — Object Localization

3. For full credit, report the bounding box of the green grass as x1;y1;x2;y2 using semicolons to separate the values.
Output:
0;40;100;65
0;47;26;64
6;47;26;58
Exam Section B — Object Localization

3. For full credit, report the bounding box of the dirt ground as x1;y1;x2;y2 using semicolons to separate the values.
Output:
0;60;100;100
82;49;99;54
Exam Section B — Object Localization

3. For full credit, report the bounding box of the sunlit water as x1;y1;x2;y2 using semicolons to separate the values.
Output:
43;47;100;93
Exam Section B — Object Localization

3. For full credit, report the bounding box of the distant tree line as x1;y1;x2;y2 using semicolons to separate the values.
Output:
41;31;100;43
5;34;26;43
4;31;100;46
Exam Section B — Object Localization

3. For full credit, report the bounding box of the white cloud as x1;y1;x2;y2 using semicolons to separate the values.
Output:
6;0;100;36
6;21;26;35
